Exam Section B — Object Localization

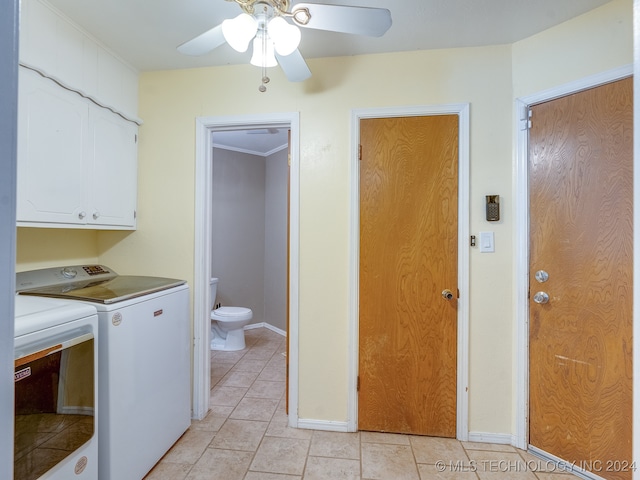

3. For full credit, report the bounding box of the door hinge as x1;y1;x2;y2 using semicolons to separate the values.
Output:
520;108;532;130
357;375;360;391
358;144;362;161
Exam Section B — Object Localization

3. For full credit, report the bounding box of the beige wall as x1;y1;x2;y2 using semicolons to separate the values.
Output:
16;228;99;272
512;0;632;98
15;0;632;437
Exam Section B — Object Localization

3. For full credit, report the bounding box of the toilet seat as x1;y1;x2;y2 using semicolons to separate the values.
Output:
211;306;252;321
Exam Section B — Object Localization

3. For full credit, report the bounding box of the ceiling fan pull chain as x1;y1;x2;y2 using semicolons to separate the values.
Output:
259;21;270;92
259;65;270;92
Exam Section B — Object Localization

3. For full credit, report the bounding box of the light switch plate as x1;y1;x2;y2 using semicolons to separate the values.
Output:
479;231;495;253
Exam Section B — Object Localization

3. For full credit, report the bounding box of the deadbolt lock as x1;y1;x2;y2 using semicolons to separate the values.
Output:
535;270;549;283
442;289;454;300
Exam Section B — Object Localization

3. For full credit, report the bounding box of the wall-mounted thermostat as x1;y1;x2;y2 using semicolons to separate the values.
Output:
486;195;500;221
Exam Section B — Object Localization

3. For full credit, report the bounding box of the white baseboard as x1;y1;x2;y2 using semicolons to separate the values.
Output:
467;431;513;445
528;446;604;480
290;424;517;443
245;322;286;337
296;418;350;432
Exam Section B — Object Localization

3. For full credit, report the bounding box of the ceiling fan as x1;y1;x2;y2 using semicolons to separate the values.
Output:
177;0;392;91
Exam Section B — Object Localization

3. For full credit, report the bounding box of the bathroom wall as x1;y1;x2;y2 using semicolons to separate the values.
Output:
264;148;288;332
211;145;288;331
211;147;266;325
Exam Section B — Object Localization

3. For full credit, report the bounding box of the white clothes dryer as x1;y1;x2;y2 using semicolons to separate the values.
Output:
14;295;99;480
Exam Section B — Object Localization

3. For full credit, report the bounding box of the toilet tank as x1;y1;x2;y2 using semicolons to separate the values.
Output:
209;278;219;309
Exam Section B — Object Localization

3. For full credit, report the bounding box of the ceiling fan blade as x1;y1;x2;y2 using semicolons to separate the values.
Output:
291;3;392;37
177;24;226;56
275;49;312;82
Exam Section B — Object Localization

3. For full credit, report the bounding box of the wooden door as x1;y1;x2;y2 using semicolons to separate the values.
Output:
529;77;633;480
359;115;458;437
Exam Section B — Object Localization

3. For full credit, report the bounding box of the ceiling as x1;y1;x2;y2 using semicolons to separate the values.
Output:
43;0;613;153
46;0;612;73
212;128;290;156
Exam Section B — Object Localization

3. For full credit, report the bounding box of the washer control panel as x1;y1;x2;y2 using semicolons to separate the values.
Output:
16;265;117;292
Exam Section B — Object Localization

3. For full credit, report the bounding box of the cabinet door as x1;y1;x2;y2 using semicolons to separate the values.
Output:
87;104;137;227
17;68;89;225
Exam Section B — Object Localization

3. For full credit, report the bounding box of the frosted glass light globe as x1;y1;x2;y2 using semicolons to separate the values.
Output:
222;13;258;53
268;16;301;56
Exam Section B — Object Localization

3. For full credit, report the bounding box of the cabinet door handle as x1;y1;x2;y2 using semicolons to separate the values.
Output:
93;211;100;220
78;211;86;219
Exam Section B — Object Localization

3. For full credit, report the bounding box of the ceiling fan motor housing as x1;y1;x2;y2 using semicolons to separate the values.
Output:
229;0;292;17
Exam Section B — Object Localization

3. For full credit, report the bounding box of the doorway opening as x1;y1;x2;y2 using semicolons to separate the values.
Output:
193;113;300;427
210;128;289;337
349;104;470;439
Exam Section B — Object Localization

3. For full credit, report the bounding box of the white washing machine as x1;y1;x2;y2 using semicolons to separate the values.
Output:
17;265;191;480
14;294;99;480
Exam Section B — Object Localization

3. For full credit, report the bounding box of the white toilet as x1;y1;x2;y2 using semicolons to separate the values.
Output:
210;277;253;351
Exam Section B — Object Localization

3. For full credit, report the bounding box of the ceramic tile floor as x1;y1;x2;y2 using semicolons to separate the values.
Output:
145;327;582;480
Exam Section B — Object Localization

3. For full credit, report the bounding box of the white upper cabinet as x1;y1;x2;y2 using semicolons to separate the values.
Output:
19;0;140;123
17;68;89;225
17;68;138;229
87;103;138;228
17;0;140;230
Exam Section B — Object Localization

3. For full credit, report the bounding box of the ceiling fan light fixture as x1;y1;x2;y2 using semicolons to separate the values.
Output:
267;16;301;56
179;1;393;88
222;13;258;52
250;33;277;68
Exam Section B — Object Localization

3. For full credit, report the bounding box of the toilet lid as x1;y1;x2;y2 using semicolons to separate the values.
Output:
213;306;252;317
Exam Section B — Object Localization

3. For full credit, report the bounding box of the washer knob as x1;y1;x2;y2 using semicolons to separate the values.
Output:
61;267;78;279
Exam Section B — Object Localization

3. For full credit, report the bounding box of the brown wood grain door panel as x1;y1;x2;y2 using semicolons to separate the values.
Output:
359;115;458;437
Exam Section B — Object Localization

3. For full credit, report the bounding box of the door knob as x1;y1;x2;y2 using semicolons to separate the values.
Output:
442;289;454;300
533;291;550;304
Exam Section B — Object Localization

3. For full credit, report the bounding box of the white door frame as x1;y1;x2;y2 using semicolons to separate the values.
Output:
192;112;300;427
513;65;633;451
349;104;470;439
